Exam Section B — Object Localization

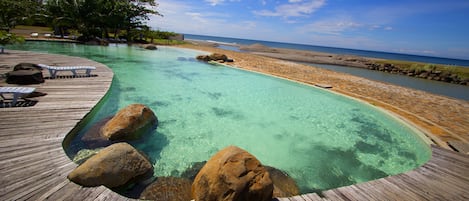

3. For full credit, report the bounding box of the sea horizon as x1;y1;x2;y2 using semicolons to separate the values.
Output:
184;33;469;67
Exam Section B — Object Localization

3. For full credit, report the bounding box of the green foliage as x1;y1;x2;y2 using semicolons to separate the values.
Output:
44;0;161;40
0;0;42;31
422;64;437;72
151;39;186;45
0;30;25;53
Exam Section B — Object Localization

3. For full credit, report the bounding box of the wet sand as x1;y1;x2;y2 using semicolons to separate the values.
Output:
178;42;469;151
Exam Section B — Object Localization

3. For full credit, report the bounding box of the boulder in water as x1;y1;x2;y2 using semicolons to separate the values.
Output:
192;146;273;201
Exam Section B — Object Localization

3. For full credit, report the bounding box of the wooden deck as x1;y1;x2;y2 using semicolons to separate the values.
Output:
275;146;469;201
1;51;468;200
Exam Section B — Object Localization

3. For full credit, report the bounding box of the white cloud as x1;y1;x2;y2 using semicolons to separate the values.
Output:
205;0;224;6
253;0;325;17
298;18;361;35
148;0;261;38
395;48;437;56
205;0;241;6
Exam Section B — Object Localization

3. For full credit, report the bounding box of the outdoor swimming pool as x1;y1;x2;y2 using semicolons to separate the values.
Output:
9;42;431;193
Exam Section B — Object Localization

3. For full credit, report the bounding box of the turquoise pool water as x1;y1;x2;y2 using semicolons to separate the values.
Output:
8;42;431;193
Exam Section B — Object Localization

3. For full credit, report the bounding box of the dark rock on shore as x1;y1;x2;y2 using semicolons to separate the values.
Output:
142;44;158;50
366;63;468;85
196;53;233;63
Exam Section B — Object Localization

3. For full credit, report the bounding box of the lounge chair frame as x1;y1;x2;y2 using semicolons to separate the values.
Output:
0;87;36;105
37;64;96;79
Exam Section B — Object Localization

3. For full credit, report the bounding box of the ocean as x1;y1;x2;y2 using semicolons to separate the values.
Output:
184;34;469;67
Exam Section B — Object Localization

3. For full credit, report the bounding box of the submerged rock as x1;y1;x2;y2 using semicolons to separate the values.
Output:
72;148;103;165
100;104;158;140
192;146;273;201
68;142;153;188
265;166;300;197
140;177;192;201
81;116;114;149
181;161;207;181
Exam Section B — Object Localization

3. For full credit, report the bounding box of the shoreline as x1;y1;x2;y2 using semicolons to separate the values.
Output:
185;39;469;86
178;42;469;152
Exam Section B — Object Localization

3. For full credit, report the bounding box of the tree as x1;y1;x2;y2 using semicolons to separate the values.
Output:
0;31;25;54
44;0;161;41
0;0;41;32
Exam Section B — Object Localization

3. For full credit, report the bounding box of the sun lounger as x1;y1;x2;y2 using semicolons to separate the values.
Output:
37;64;96;79
0;87;36;105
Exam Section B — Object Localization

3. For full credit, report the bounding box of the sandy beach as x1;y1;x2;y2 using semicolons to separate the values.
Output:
179;42;469;151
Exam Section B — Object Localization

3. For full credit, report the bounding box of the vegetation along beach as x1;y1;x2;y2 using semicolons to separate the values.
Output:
1;0;469;200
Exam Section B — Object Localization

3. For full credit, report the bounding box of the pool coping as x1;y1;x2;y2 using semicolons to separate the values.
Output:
1;50;468;200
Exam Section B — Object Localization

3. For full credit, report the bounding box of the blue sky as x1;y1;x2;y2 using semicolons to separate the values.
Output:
148;0;469;60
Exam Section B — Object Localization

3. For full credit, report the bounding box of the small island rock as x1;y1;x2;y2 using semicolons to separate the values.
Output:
196;53;231;62
192;146;273;201
68;142;152;188
144;44;158;50
100;104;157;140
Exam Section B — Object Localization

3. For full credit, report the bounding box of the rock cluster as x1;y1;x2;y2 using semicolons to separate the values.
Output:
69;104;157;189
70;103;300;200
367;63;469;85
196;53;234;63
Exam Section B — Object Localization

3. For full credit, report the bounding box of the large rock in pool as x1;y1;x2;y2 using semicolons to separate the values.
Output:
68;142;153;188
192;146;273;201
101;104;157;140
140;177;192;201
